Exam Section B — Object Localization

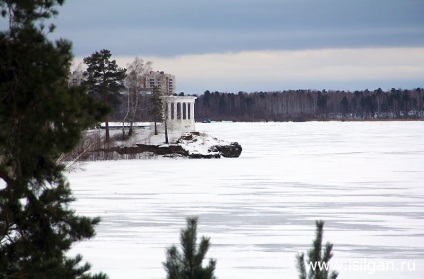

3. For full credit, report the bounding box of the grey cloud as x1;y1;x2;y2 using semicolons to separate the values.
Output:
59;26;424;58
44;0;424;56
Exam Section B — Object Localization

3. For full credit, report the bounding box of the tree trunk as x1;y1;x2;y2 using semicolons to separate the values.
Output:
122;123;125;140
104;80;110;142
164;117;169;144
105;116;110;142
129;121;133;136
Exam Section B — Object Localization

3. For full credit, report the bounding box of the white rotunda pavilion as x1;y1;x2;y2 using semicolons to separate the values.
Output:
161;95;197;133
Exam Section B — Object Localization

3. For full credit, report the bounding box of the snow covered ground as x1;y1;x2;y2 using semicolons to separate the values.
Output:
67;121;424;279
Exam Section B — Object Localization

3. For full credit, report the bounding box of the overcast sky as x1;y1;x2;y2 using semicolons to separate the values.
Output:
14;0;424;93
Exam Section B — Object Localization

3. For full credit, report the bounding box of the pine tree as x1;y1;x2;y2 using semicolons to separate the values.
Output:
296;221;338;279
0;1;109;278
150;86;163;135
83;49;126;142
163;217;217;279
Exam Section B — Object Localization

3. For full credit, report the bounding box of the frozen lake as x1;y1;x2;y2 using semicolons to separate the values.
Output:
67;121;424;279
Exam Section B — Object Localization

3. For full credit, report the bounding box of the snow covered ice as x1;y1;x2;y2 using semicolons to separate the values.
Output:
67;121;424;279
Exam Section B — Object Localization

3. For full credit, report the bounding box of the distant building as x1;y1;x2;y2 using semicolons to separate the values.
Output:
68;70;84;86
68;69;177;96
145;71;176;94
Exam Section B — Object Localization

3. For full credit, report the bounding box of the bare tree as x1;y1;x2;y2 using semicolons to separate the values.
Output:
124;57;152;137
158;74;171;144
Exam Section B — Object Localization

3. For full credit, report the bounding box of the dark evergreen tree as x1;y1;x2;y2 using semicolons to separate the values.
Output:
296;221;338;279
195;87;424;121
340;96;349;117
83;49;126;142
316;92;328;118
0;0;108;278
150;86;163;135
163;217;216;279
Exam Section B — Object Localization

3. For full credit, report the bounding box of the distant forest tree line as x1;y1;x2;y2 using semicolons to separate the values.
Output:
107;88;424;123
195;88;424;121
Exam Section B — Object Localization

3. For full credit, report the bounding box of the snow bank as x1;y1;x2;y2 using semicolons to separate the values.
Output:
110;129;242;158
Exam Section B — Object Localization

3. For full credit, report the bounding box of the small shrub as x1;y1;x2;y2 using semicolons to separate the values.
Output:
163;217;217;279
296;221;338;279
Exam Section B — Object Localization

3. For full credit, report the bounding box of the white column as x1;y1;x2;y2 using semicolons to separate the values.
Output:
172;101;177;120
190;101;195;121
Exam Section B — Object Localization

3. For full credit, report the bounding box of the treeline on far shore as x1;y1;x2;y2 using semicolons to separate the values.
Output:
194;88;424;122
106;87;424;123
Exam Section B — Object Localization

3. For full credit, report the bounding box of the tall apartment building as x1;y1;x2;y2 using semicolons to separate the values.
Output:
145;71;176;94
68;70;84;86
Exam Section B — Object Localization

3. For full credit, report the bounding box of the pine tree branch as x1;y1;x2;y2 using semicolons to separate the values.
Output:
296;253;307;279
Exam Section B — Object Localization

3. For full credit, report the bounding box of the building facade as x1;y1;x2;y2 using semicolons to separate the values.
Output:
145;71;176;94
68;70;84;86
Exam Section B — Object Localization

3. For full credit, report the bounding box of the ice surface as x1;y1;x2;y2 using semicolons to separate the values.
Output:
66;121;424;279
